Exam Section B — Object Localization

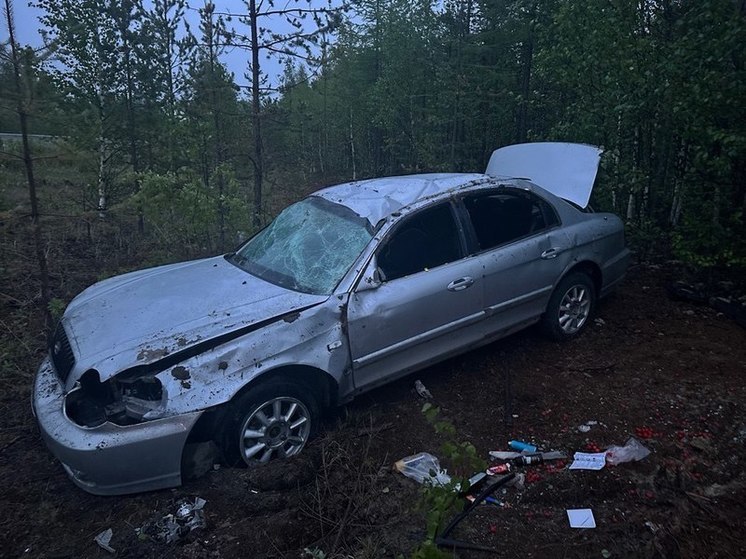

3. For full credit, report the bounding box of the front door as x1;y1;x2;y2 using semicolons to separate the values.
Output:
346;202;484;392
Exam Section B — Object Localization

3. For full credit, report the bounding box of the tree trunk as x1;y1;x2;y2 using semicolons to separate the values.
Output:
97;103;107;217
516;15;534;144
206;12;226;251
4;0;52;332
349;108;357;180
249;0;263;229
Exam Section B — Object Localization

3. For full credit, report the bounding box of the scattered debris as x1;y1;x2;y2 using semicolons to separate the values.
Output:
567;508;596;528
487;463;512;475
137;498;207;543
505;472;526;490
606;437;650;466
508;440;537;452
634;426;655;439
394;452;451;486
525;470;542;484
578;420;599;433
414;380;433;399
466;471;487;491
489;450;523;461
436;473;516;552
94;528;115;553
585;441;603;453
569;451;606;470
594;318;606;326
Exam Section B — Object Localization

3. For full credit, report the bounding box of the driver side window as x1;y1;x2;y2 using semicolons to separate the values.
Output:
378;204;462;281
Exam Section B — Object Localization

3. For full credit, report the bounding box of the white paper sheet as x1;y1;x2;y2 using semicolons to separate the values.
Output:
567;508;596;528
569;451;606;470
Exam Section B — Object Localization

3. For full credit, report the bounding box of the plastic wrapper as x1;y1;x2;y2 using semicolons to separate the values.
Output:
605;437;650;465
394;452;451;486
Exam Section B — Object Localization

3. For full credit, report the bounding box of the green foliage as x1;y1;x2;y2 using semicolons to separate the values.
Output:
48;298;66;322
411;403;486;558
301;548;327;559
672;211;746;269
131;169;250;251
625;219;666;262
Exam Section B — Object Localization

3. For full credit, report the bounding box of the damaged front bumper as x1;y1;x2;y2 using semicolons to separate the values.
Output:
33;357;202;496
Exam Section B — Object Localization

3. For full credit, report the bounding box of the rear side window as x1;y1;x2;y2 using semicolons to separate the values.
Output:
463;190;559;251
378;204;462;281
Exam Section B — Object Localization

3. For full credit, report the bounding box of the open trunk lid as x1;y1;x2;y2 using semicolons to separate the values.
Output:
485;142;603;209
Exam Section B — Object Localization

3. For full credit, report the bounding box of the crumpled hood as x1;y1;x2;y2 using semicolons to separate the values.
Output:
62;255;327;381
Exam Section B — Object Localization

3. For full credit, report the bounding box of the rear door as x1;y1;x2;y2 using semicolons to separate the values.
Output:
459;187;573;336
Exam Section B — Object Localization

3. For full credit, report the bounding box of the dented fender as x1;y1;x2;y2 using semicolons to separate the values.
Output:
144;296;351;417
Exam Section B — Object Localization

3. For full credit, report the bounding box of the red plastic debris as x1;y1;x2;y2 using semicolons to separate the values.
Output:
526;470;542;484
635;426;655;439
585;441;602;453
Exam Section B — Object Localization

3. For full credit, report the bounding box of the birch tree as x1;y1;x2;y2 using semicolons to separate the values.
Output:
36;0;124;215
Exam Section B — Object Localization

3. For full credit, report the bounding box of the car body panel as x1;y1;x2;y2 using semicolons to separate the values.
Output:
475;229;569;334
485;142;603;209
33;144;631;496
347;256;484;392
146;294;352;418
315;173;489;225
61;255;327;388
33;357;200;495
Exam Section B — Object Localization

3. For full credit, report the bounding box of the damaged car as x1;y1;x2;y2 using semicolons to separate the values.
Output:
33;142;631;495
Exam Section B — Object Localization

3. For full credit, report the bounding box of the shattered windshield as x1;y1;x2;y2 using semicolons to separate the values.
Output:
231;197;373;294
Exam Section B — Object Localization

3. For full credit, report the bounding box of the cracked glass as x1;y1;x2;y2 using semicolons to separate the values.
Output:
232;197;373;294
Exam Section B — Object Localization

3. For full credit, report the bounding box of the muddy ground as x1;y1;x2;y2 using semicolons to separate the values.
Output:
1;214;745;559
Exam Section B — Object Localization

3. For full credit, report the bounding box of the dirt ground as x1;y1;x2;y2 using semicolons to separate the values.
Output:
1;214;745;559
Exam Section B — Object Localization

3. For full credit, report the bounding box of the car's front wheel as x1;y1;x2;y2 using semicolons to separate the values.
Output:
542;272;596;341
221;379;318;466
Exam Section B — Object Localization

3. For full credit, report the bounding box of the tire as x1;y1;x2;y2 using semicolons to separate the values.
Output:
541;272;596;341
221;379;319;467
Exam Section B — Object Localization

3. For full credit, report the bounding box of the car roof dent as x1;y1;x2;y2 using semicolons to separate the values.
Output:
485;142;603;209
315;173;488;224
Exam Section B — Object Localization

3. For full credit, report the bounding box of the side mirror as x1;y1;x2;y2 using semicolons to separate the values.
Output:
356;257;383;292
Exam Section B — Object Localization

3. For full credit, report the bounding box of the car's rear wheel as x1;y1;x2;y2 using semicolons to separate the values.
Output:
221;379;318;466
542;272;595;341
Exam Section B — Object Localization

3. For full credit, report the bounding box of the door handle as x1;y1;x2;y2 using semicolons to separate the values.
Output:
447;277;474;292
541;247;562;259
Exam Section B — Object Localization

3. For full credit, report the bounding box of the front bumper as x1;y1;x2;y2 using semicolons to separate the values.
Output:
33;357;202;496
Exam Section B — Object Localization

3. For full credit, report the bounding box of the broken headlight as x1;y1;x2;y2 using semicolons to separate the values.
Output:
65;369;166;428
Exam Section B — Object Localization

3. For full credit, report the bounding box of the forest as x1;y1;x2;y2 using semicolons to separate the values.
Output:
2;0;745;279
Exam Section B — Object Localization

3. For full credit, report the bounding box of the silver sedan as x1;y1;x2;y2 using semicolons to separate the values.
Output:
33;142;630;495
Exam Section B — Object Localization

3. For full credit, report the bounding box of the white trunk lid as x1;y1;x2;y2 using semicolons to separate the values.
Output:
485;142;603;209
